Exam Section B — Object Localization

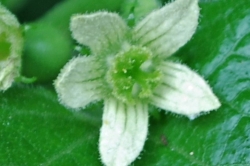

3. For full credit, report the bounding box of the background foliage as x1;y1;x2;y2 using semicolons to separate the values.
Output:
0;0;250;165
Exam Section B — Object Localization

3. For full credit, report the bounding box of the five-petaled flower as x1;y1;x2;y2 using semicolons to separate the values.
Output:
55;0;221;165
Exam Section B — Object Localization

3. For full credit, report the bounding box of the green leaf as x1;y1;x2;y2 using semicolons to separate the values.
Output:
1;0;250;165
0;85;103;165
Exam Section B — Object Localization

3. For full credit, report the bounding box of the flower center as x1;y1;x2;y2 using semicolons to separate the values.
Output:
0;33;11;61
107;46;161;103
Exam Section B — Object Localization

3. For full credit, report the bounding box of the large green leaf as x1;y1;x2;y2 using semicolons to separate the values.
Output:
0;85;103;165
1;0;250;165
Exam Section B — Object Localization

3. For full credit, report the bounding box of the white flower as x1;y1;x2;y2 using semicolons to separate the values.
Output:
55;0;221;165
0;4;23;90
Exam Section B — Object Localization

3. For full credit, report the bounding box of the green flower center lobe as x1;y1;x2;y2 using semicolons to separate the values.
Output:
0;33;11;61
107;46;161;103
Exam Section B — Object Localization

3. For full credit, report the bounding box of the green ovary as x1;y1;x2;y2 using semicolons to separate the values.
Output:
0;33;11;61
107;46;161;103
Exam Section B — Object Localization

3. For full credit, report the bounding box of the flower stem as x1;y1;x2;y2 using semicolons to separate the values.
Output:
121;0;162;26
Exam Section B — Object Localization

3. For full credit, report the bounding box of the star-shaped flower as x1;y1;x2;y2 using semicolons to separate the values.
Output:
55;0;221;165
0;4;22;90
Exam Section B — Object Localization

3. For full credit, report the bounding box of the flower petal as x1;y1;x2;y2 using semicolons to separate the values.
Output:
0;4;23;90
99;98;148;166
150;62;221;119
54;56;105;109
133;0;199;58
0;61;17;90
70;12;128;55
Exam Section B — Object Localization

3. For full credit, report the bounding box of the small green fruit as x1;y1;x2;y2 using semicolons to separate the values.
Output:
22;23;73;83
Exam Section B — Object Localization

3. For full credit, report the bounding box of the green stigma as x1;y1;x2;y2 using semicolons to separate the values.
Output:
0;33;11;61
107;46;161;103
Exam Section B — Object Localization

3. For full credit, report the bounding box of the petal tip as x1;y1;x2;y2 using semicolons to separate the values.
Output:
133;0;200;58
187;97;221;120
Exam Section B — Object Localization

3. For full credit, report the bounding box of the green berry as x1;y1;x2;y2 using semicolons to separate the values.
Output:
22;23;73;83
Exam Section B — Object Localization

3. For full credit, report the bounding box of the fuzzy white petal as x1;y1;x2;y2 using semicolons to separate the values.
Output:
0;4;23;90
70;12;128;55
133;0;199;58
55;56;105;109
150;62;220;119
99;98;148;166
0;61;16;90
